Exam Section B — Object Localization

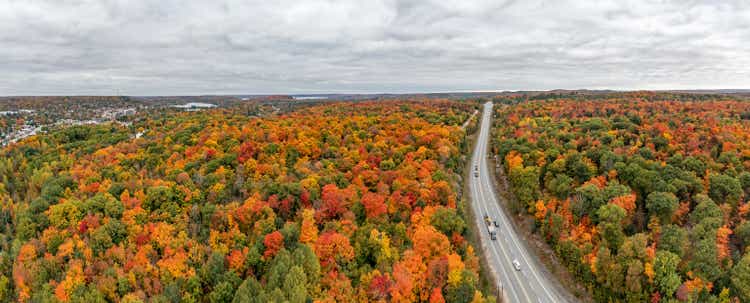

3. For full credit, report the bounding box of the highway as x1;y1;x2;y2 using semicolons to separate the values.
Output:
469;102;569;303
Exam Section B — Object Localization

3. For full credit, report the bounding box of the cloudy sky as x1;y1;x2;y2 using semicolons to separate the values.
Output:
1;0;749;95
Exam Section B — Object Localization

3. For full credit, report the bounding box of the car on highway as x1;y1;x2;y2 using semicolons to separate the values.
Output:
474;171;479;177
493;220;499;227
488;225;497;240
512;259;521;271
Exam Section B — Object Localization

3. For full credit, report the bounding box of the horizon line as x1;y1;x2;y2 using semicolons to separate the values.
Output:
1;88;750;98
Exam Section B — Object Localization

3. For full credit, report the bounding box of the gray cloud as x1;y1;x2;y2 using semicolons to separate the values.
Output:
0;0;748;95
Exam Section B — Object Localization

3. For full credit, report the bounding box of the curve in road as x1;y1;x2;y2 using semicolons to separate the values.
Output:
469;101;570;303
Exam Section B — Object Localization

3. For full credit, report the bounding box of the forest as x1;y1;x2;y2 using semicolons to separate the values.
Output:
494;92;750;302
0;99;494;302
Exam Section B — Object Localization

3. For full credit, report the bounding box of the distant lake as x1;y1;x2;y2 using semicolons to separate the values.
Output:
292;96;328;100
172;102;217;108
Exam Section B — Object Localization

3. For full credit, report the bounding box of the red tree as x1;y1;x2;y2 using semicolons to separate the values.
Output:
263;231;284;259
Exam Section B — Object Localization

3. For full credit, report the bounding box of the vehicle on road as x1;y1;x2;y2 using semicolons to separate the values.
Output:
488;225;497;240
474;171;479;177
484;215;497;240
512;259;521;271
493;220;499;227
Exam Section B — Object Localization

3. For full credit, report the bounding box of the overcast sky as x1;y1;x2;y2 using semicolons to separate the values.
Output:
1;0;749;95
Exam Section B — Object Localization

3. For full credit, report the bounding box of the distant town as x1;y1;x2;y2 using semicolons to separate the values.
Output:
0;97;229;147
0;94;340;147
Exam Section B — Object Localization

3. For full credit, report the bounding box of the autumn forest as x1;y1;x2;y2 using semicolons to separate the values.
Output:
496;92;750;302
3;92;750;303
0;99;492;302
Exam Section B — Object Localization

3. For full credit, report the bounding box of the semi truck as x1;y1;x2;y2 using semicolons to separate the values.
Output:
483;214;497;240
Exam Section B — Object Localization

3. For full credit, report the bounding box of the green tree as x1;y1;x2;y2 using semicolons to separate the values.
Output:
597;204;626;251
90;225;114;254
233;277;267;303
508;165;540;211
690;194;722;230
681;156;706;177
104;219;128;245
602;181;631;201
654;251;681;297
625;260;644;294
739;171;750;195
565;153;595;183
284;266;308;303
292;245;320;293
444;271;476;303
266;249;292;290
573;184;605;221
646;192;678;223
208;281;235;303
732;251;750;302
48;199;83;229
736;221;750;250
708;174;742;206
690;236;721;283
70;285;107;303
0;274;8;302
595;246;624;295
143;186;183;212
659;224;688;258
104;194;124;218
546;174;573;200
430;207;466;236
201;252;227;288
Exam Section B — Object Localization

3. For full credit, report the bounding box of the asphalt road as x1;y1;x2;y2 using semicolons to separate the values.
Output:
469;102;569;303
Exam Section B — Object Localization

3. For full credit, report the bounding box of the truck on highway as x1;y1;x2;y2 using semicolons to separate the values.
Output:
483;214;497;240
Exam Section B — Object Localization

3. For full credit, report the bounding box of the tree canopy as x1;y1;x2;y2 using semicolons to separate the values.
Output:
494;92;750;301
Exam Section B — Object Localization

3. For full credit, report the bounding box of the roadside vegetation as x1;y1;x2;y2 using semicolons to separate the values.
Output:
493;92;750;302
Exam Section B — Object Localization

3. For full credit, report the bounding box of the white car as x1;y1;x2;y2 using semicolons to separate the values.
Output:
512;259;521;271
